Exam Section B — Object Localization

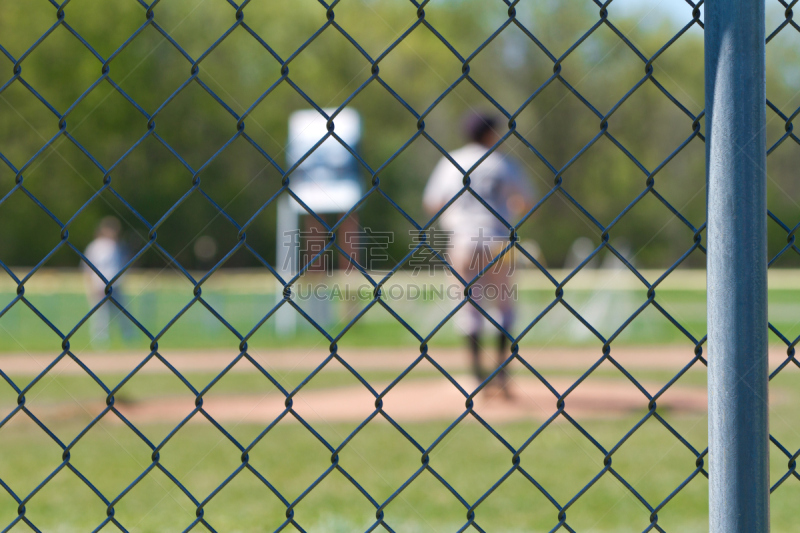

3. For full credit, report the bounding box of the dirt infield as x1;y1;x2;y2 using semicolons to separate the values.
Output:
4;345;777;424
107;375;709;425
11;375;709;425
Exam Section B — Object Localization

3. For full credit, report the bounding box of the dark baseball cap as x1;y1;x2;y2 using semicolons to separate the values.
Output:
463;113;499;143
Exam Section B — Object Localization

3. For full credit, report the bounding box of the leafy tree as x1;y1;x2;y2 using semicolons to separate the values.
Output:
0;0;790;272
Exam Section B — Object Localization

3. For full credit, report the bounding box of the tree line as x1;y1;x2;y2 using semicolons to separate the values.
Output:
1;0;798;272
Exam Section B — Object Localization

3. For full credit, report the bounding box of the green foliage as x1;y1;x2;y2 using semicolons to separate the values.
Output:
0;1;794;271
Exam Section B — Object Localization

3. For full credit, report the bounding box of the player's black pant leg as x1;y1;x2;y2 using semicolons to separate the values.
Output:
467;333;482;381
496;333;509;383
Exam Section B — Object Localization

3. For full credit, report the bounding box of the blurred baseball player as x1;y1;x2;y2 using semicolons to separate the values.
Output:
82;217;127;345
423;114;536;396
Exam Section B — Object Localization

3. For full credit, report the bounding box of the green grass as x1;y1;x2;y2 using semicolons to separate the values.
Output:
0;416;714;532
2;267;797;353
0;268;708;352
0;411;796;532
6;285;800;352
2;270;800;530
0;285;709;353
3;268;800;354
0;366;798;531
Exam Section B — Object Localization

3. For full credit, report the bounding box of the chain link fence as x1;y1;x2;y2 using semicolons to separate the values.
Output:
766;0;800;503
0;0;794;531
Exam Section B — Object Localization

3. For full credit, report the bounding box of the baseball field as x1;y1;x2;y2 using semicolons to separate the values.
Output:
1;269;798;531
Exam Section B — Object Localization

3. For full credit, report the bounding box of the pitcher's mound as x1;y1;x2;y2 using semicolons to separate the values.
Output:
112;376;708;426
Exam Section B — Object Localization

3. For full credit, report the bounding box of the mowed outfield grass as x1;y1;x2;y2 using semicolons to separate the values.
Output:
3;269;800;355
0;362;799;531
0;415;713;533
0;405;799;531
2;269;800;531
3;267;793;353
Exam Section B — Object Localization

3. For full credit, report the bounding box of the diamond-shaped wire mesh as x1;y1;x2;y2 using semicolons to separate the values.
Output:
765;0;800;511
0;0;761;530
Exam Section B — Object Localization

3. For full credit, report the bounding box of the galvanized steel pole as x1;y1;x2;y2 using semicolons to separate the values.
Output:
705;0;769;531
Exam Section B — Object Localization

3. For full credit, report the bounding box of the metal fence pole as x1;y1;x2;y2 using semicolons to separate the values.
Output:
705;0;769;531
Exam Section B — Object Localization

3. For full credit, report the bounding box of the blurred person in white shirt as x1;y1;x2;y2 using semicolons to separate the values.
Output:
82;216;127;345
423;114;536;397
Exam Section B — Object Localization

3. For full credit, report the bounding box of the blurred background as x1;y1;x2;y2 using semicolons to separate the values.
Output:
2;1;800;531
1;0;799;273
2;0;714;271
1;0;799;349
